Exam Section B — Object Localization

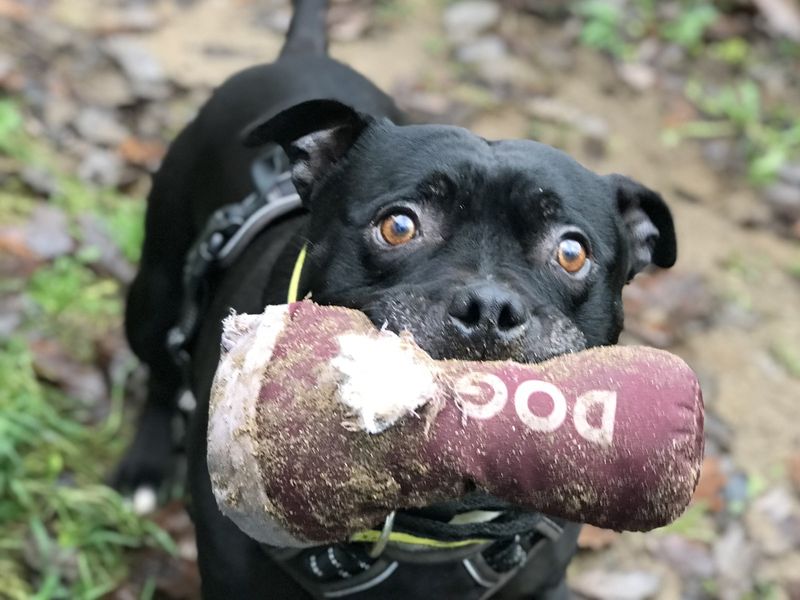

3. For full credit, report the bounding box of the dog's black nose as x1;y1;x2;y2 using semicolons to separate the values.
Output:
448;283;529;336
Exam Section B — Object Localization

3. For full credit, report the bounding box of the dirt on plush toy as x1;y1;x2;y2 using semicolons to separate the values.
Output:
207;301;704;548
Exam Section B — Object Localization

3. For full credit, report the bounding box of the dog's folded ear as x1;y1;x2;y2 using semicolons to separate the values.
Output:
242;99;372;200
607;174;677;281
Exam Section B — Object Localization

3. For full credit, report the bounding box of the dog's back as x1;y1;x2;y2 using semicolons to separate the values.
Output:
117;0;402;492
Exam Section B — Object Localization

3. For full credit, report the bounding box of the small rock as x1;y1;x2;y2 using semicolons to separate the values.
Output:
753;0;800;42
764;181;800;222
622;271;715;347
78;214;136;284
713;523;756;585
20;166;58;197
42;95;78;132
616;62;657;92
777;162;800;187
570;569;661;600
0;52;24;91
701;139;742;173
73;67;133;108
703;411;734;453
254;6;292;33
443;1;501;42
101;5;161;33
30;338;107;406
395;89;453;121
746;487;800;556
74;107;128;146
104;36;169;100
78;149;124;187
455;35;507;63
723;470;750;510
647;534;715;579
471;55;555;96
654;43;687;71
505;0;569;21
24;205;74;259
0;294;24;339
329;5;371;42
525;96;609;155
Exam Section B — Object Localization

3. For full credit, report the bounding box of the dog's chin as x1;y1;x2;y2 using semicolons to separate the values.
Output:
419;337;585;365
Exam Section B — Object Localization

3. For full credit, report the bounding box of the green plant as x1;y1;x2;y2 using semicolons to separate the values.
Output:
667;80;800;184
576;0;632;59
0;338;174;599
662;4;718;51
575;0;720;58
103;199;145;263
709;37;751;66
0;99;45;164
28;257;120;324
27;257;122;359
771;341;800;378
656;501;716;542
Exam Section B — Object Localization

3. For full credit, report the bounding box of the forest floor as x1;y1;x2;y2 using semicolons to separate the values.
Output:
1;0;800;598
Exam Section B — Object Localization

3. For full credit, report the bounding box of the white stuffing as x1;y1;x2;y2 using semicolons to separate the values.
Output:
331;331;438;433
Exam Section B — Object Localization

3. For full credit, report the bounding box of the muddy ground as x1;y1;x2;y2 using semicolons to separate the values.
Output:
1;0;800;598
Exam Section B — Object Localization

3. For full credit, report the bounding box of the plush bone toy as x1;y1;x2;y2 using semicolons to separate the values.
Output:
208;301;703;548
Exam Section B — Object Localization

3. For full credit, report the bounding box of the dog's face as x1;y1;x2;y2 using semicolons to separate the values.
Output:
247;100;676;363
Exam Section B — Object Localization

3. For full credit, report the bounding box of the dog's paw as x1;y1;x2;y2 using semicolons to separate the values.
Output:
110;410;176;503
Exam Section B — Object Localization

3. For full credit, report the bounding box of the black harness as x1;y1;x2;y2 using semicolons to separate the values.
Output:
169;146;571;599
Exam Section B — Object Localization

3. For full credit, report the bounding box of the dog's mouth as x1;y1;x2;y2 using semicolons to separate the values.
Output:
360;304;585;366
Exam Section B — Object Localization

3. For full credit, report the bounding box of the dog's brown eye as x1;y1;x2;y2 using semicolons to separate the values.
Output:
557;239;587;273
379;214;417;246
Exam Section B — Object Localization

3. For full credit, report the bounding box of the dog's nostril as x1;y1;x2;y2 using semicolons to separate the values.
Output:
497;302;525;331
449;296;482;327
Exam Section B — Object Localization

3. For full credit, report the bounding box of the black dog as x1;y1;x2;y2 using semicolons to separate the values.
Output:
119;0;676;597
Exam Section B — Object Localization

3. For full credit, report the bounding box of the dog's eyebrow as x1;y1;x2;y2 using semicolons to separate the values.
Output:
415;172;456;200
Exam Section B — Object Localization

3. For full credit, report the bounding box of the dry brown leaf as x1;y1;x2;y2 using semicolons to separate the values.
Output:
0;0;30;21
577;524;619;550
118;137;166;167
788;454;800;495
692;456;727;512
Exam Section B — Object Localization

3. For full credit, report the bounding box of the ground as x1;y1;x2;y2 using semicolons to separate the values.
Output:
1;0;799;598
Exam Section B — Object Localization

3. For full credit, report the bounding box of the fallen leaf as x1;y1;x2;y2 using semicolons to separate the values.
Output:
0;0;30;22
117;136;166;168
693;456;727;512
577;524;619;550
109;502;201;600
788;454;800;495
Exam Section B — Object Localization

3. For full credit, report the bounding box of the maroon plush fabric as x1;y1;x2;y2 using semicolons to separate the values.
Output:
249;301;704;543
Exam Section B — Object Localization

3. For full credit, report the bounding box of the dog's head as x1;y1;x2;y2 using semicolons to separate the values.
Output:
245;100;676;362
